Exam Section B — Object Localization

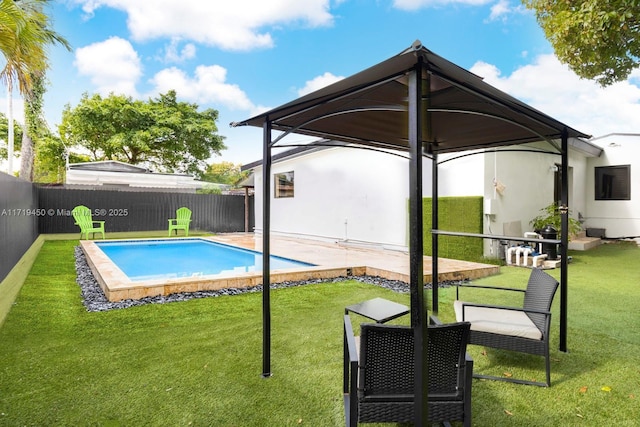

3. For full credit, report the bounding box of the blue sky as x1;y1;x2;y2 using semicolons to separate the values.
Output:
3;0;640;167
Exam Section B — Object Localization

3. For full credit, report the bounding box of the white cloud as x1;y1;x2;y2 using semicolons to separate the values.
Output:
148;65;267;116
69;0;334;51
164;38;196;63
470;54;640;137
393;0;492;11
488;0;510;21
74;36;142;96
297;72;344;96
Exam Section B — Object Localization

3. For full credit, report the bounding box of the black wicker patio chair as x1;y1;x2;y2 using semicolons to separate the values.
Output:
343;315;472;426
453;267;559;387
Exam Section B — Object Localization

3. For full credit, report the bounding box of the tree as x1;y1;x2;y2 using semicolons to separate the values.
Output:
32;127;87;183
0;0;70;176
524;0;640;86
202;161;248;185
0;111;23;157
20;72;45;180
59;90;226;177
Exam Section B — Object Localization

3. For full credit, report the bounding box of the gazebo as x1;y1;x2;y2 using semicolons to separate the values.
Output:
232;40;589;425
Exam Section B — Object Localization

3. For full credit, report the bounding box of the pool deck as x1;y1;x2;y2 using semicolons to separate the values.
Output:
80;233;499;302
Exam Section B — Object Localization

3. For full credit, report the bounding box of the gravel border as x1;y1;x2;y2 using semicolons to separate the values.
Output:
75;246;462;312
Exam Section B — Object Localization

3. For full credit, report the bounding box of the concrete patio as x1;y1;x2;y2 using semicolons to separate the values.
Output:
210;233;499;284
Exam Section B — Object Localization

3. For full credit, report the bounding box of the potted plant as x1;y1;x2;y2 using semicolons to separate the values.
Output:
530;202;582;239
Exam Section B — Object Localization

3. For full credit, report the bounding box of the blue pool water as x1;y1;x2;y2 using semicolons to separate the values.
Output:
95;239;314;281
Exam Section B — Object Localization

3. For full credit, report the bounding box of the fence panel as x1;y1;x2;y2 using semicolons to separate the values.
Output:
37;187;254;234
0;174;38;283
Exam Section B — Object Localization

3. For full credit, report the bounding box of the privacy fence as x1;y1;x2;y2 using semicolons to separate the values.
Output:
0;179;254;284
0;174;39;284
37;187;254;234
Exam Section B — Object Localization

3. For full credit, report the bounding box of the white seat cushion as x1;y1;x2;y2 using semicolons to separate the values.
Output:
454;300;542;340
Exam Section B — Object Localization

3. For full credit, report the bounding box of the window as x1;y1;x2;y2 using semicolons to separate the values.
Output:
274;171;294;198
595;165;630;200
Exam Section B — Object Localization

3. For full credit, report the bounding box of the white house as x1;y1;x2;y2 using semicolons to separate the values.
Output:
242;135;613;257
582;133;640;238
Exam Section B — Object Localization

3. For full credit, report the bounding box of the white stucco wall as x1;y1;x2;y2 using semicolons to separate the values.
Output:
252;148;416;250
480;142;591;257
437;151;484;197
584;134;640;238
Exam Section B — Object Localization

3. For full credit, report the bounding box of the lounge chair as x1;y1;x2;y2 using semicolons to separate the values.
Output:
343;315;472;426
454;267;559;386
168;207;192;237
71;205;105;239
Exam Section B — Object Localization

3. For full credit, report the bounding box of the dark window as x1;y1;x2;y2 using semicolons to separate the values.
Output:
274;172;294;198
595;165;630;200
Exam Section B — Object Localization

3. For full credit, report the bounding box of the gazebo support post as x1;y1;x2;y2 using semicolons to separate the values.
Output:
560;129;568;352
431;150;438;314
408;61;428;426
262;119;273;377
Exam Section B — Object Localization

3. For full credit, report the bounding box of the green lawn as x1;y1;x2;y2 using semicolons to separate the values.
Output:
0;240;639;426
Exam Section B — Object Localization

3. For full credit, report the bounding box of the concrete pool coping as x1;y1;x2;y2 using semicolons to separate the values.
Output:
79;233;499;302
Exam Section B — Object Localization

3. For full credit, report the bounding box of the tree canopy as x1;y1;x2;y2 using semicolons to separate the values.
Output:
202;161;249;186
0;112;23;155
59;90;226;177
0;0;70;178
524;0;640;86
0;0;70;93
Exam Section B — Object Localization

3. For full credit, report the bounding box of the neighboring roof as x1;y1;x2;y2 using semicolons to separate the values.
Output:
241;140;343;171
236;174;254;187
232;40;590;155
67;160;150;173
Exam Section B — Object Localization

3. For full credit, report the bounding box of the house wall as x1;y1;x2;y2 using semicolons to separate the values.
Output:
481;144;590;257
437;152;484;197
253;148;415;250
251;142;594;256
584;134;640;238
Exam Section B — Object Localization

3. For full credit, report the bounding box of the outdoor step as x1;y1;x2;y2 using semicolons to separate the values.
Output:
568;236;602;251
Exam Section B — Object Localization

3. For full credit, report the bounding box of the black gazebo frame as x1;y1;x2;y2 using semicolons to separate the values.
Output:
232;40;590;426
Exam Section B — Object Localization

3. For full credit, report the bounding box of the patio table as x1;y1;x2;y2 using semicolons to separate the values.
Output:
345;297;409;323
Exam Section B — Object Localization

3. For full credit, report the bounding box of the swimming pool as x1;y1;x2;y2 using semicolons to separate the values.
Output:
95;239;314;281
79;237;352;302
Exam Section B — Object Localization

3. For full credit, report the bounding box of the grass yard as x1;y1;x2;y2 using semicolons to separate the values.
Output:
0;239;639;426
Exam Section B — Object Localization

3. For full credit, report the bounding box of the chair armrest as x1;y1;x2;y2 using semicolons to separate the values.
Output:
429;314;443;326
343;314;359;427
344;315;358;363
92;221;105;226
455;282;525;300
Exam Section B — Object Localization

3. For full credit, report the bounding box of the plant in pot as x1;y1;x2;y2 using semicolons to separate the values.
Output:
530;202;582;240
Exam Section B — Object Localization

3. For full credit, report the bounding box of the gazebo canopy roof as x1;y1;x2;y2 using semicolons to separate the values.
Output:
232;40;589;153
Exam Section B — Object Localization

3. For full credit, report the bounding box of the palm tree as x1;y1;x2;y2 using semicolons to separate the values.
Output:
0;0;70;176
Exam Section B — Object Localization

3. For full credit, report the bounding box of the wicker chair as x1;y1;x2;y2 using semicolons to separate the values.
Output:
454;267;559;387
343;315;472;426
